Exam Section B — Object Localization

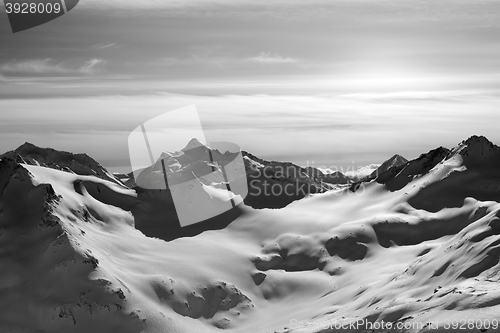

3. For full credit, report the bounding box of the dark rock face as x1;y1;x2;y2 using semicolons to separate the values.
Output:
450;135;500;169
368;154;408;179
242;151;349;209
1;142;123;186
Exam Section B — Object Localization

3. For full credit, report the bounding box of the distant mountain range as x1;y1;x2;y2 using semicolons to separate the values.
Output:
1;135;496;236
8;138;495;214
121;140;408;209
0;139;449;213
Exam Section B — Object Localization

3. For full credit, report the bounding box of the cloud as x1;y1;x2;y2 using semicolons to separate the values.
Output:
338;90;499;103
1;93;500;173
92;43;120;50
157;52;300;69
79;58;106;74
82;0;305;10
247;52;299;64
0;58;106;75
0;59;71;74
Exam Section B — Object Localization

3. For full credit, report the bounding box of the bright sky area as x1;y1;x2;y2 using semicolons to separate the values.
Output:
1;0;499;173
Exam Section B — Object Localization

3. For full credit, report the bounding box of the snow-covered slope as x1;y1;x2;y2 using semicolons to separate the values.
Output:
0;158;144;333
1;135;500;333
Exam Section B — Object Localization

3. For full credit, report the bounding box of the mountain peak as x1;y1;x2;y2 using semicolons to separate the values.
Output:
391;153;407;161
450;135;500;167
387;154;408;166
15;142;50;155
369;153;408;178
462;135;495;148
182;138;207;152
3;143;122;186
16;141;37;150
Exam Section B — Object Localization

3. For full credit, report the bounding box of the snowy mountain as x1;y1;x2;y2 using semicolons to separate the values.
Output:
241;152;348;209
129;140;349;211
317;154;407;184
368;154;408;179
1;135;500;333
1;142;123;186
133;138;240;189
128;138;247;236
0;158;144;333
352;147;450;192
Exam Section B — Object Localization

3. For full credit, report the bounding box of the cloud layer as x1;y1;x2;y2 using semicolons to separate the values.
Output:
0;58;106;75
0;0;499;171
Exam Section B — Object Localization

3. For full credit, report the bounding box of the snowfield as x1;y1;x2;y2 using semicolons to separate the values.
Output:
1;135;500;333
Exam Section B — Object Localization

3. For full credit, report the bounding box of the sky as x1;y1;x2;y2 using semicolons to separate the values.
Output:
1;0;500;173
